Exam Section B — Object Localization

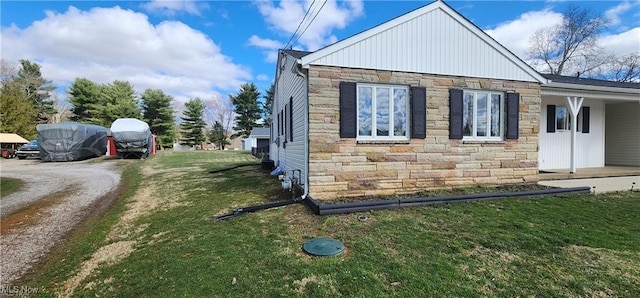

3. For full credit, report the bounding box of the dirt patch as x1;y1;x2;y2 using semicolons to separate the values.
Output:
0;187;74;235
59;240;136;298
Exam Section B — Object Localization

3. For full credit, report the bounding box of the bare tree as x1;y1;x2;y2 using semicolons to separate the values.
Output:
50;91;72;123
203;95;236;149
593;53;640;82
1;59;17;83
528;5;609;76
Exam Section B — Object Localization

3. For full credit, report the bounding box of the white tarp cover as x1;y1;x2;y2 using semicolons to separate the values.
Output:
110;118;152;157
37;122;108;162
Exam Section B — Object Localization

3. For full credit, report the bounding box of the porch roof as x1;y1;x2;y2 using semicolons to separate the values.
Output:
541;74;640;102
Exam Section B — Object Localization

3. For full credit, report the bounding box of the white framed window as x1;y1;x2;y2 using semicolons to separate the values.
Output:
462;90;504;140
357;84;409;140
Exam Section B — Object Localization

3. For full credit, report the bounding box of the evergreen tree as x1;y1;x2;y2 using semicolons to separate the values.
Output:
262;82;274;127
98;80;141;127
141;89;176;148
180;98;206;147
208;121;230;150
68;78;101;123
231;82;261;138
0;80;38;139
15;59;56;123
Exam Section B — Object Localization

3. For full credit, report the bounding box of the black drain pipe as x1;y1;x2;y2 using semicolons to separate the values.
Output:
215;196;304;222
308;186;592;216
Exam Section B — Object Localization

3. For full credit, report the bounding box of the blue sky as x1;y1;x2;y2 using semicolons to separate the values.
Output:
2;0;638;110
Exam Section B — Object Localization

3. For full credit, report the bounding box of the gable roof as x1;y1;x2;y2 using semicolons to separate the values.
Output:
249;127;270;137
298;0;546;83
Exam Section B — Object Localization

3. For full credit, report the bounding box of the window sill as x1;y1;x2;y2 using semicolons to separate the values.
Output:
356;139;411;145
462;140;506;145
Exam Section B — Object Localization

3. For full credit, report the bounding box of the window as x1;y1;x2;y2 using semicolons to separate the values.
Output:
462;90;504;140
556;106;570;131
356;84;409;140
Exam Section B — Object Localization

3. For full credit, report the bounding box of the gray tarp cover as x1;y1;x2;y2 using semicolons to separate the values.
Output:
110;118;152;154
37;122;108;162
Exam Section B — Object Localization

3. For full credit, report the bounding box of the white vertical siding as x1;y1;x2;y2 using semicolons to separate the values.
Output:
539;98;605;170
272;53;308;186
605;102;640;166
308;8;539;82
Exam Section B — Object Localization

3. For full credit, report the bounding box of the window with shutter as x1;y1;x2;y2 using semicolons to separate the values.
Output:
450;89;516;140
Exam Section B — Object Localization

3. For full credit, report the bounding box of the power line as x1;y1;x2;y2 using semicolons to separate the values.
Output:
284;0;316;49
291;0;327;48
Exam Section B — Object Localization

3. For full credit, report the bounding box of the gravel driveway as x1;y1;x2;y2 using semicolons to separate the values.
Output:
0;157;124;286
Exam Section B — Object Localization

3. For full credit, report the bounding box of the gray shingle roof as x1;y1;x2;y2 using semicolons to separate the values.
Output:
282;49;312;59
542;74;640;89
249;127;270;137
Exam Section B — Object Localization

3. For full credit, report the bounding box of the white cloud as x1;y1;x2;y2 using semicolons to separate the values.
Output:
247;35;284;63
486;7;639;62
599;27;640;56
256;74;270;81
1;5;251;103
604;1;638;26
254;0;364;51
485;9;563;59
141;0;207;17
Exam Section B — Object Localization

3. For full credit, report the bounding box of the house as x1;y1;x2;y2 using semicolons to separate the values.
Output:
539;74;640;172
269;0;638;201
242;127;270;152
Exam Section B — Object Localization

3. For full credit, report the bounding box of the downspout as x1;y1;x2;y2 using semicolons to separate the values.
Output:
293;62;309;199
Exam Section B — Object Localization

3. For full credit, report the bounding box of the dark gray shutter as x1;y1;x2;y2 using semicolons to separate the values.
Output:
546;105;556;133
506;92;519;139
410;87;426;139
449;89;463;139
581;106;590;133
277;110;281;136
289;97;294;141
339;82;357;138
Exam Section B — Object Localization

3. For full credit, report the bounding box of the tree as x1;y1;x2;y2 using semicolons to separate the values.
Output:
1;78;38;139
231;83;262;138
179;98;206;148
98;80;141;127
68;78;102;123
204;96;235;149
262;82;274;127
208;121;230;150
50;91;71;123
141;89;176;148
593;53;640;82
15;59;57;123
528;5;609;77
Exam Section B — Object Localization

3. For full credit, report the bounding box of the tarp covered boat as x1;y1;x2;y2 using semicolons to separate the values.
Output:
110;118;152;158
37;122;108;162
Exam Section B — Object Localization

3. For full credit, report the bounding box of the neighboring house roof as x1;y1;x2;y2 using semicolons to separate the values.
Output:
249;127;270;138
295;0;546;83
0;133;29;143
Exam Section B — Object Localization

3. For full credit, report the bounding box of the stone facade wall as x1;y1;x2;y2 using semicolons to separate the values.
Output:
307;66;541;200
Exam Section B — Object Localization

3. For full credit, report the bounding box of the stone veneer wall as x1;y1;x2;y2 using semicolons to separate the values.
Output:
307;66;540;200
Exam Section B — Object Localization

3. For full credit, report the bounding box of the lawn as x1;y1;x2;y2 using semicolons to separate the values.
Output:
0;177;24;198
26;150;640;297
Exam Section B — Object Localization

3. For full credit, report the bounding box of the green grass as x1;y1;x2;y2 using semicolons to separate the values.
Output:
0;177;24;197
24;150;640;297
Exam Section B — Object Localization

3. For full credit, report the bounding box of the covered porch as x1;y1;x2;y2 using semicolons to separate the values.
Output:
539;74;640;174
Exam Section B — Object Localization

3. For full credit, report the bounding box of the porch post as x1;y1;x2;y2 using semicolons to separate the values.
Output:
566;96;584;174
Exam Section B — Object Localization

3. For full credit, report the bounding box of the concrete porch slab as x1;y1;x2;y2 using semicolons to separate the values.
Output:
539;166;640;180
538;176;640;194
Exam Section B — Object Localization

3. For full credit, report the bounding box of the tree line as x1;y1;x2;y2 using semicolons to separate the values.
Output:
1;58;274;149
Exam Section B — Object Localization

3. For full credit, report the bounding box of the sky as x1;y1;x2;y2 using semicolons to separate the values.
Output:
2;0;639;108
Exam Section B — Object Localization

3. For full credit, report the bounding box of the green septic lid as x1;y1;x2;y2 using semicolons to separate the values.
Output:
303;237;345;256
